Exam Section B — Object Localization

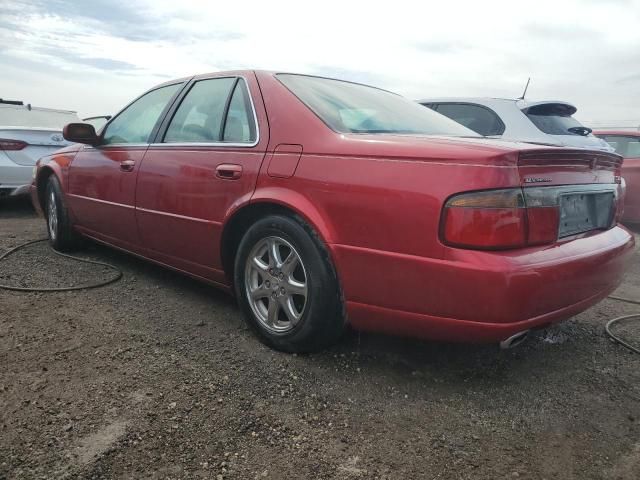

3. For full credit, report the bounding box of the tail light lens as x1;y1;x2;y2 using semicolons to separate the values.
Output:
0;138;28;150
442;188;560;250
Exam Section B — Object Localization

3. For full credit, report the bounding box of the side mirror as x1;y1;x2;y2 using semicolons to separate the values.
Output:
63;123;99;145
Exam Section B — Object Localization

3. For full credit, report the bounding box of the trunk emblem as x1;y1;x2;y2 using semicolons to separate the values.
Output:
524;177;552;184
51;133;64;142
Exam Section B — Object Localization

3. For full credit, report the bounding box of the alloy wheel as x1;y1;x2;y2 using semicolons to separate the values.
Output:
47;190;58;241
244;236;308;333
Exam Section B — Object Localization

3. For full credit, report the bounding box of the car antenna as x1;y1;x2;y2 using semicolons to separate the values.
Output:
517;77;531;100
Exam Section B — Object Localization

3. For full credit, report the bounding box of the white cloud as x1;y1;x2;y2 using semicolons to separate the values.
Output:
0;0;638;127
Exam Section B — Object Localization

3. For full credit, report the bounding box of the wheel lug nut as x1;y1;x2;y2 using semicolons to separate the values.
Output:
271;292;277;299
279;273;284;280
280;287;286;294
265;281;270;288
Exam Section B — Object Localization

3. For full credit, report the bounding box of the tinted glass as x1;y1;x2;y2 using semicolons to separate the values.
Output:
524;105;589;136
103;84;180;145
223;80;257;143
434;103;505;136
277;74;477;136
599;135;640;158
164;77;236;143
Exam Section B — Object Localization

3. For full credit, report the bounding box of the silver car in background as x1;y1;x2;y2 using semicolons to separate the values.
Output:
418;98;613;152
0;99;80;197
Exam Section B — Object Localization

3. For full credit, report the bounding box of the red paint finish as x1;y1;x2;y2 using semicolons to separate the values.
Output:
594;130;640;224
267;144;303;178
32;71;635;345
68;145;146;250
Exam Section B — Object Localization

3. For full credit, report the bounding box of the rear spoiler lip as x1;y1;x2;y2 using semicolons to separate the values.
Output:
518;148;623;171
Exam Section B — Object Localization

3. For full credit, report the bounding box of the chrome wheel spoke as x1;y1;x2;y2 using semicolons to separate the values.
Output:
280;296;301;325
266;298;279;326
281;251;298;276
287;279;307;297
268;238;283;268
250;284;270;300
251;256;269;276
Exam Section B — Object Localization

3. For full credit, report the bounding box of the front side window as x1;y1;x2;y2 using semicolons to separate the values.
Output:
102;83;181;145
277;74;477;137
599;135;640;158
434;103;505;136
164;77;256;144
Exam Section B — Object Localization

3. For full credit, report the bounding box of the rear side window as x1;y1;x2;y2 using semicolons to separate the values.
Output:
102;83;181;145
599;135;640;158
433;103;505;136
164;78;256;144
523;104;590;136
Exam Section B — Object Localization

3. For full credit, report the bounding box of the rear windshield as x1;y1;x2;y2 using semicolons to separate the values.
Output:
523;104;590;136
598;135;640;158
277;74;478;136
0;106;80;129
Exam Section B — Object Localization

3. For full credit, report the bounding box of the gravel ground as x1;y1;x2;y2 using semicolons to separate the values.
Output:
1;196;639;480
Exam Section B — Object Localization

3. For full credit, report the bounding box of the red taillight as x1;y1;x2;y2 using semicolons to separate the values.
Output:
0;138;27;150
441;188;560;250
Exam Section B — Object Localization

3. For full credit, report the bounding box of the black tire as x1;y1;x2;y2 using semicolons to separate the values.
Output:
234;214;344;353
45;176;82;251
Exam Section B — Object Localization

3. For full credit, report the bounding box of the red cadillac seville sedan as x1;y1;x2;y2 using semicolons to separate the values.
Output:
593;130;640;225
31;71;635;352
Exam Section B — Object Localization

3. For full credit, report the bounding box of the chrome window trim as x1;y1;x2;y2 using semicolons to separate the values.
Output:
159;76;260;148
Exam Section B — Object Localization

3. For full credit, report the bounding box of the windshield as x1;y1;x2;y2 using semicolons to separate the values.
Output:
0;105;80;129
524;104;591;136
277;74;478;137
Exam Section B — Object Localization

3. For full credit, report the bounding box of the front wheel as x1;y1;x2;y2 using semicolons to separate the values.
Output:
234;215;344;352
45;176;82;251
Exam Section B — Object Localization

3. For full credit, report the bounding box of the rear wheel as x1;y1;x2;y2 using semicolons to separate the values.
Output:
45;176;82;251
234;214;344;352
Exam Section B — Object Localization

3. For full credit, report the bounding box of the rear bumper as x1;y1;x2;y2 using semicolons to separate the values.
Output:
335;226;635;343
0;152;32;196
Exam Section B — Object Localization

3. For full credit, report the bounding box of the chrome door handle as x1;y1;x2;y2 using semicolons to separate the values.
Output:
120;160;135;172
216;164;242;180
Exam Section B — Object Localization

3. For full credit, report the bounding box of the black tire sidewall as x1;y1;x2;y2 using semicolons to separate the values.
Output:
234;215;343;352
45;176;79;251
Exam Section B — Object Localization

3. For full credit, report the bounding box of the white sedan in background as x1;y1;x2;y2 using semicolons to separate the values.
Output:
418;98;613;152
0;99;80;197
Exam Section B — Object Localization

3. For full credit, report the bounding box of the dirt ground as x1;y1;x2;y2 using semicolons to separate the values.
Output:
1;197;639;480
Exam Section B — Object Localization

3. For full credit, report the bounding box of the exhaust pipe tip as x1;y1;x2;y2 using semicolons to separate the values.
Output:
500;330;530;350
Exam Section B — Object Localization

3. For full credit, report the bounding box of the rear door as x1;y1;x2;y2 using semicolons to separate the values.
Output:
135;73;268;284
67;83;183;250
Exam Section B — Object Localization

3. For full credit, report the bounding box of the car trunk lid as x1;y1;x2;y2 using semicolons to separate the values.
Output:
0;127;71;166
518;149;623;239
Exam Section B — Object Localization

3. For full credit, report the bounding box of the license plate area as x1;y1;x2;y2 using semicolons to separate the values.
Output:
559;191;614;237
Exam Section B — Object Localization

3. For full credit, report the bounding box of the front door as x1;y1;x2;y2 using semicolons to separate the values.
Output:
135;74;268;284
67;83;183;250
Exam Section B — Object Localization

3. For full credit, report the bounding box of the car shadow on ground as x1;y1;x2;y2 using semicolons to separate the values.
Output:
0;196;37;218
0;195;635;380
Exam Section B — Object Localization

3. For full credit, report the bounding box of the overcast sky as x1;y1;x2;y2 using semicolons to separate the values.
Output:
1;0;638;127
